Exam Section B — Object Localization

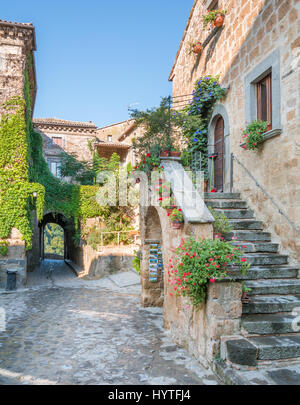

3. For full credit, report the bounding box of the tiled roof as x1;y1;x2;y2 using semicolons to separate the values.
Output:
33;118;97;128
94;141;131;149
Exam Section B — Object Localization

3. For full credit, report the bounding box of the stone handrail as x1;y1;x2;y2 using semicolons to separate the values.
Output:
160;157;214;224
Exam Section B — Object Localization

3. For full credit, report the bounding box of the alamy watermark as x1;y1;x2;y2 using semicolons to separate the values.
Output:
292;307;300;332
0;307;6;332
95;168;206;211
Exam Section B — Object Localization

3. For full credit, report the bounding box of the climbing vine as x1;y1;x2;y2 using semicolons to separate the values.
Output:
0;58;135;250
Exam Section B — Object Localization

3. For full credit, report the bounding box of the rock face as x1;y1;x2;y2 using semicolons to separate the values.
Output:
170;0;300;265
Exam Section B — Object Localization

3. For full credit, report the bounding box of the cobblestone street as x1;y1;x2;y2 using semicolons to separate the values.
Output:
0;260;219;385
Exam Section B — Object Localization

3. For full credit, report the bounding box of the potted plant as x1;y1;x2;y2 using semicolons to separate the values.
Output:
169;149;181;158
161;197;177;215
242;283;252;302
241;120;269;151
170;208;184;229
202;9;227;31
187;41;203;55
209;207;233;239
160;150;169;157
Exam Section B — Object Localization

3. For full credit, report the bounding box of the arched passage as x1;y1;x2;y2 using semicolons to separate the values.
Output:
141;206;164;307
38;213;76;262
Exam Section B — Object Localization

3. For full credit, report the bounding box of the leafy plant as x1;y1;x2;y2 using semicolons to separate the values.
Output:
170;208;184;223
241;120;269;151
173;75;227;178
202;9;227;30
209;207;233;235
133;250;141;275
129;97;176;161
0;240;9;257
168;237;250;307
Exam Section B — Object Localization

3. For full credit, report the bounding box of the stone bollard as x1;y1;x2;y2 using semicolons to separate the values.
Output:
6;270;17;291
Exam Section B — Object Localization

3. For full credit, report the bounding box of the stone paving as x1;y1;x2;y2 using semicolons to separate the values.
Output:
0;260;219;385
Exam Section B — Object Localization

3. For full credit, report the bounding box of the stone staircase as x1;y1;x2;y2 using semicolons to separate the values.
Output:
204;192;300;368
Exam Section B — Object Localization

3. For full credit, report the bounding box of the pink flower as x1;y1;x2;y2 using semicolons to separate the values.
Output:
241;258;247;262
209;278;216;283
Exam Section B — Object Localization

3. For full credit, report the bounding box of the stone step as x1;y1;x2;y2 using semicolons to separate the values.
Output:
226;335;300;366
230;242;279;253
225;231;272;242
214;209;255;219
243;295;300;314
204;192;241;200
229;220;264;231
244;254;289;266
227;265;298;281
242;313;299;335
206;200;248;209
245;279;300;295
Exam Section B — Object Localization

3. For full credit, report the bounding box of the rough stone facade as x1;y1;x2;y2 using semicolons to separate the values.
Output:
33;118;98;180
0;20;36;112
139;203;242;367
170;0;300;263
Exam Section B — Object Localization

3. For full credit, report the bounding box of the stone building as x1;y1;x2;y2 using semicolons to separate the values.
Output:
95;119;144;166
33;118;98;178
169;0;300;263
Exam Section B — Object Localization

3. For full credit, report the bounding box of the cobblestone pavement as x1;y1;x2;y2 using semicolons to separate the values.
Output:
0;260;219;385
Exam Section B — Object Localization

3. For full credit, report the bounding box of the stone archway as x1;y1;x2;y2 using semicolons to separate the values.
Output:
208;104;231;192
38;213;76;262
140;206;165;307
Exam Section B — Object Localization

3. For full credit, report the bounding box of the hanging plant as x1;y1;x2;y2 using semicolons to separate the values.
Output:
241;120;269;151
202;10;227;31
187;41;203;55
170;208;184;229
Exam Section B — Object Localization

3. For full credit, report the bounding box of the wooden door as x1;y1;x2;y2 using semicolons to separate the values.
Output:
214;116;224;192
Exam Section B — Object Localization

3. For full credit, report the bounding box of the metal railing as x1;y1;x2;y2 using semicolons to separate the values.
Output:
230;153;300;237
97;230;140;249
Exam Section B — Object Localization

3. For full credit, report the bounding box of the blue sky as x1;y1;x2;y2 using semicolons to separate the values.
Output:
1;0;194;127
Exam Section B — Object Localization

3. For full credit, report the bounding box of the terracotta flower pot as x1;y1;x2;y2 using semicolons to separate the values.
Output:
166;205;177;215
169;151;181;157
204;180;208;192
242;292;250;302
160;151;169;157
214;14;225;28
171;221;183;230
193;42;203;55
213;232;222;240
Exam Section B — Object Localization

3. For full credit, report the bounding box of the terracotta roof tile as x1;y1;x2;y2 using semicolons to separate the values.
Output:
33;118;97;128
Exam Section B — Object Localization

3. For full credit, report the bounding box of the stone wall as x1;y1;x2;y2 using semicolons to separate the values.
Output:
71;243;135;278
140;203;242;367
0;228;27;289
0;21;36;111
170;0;300;263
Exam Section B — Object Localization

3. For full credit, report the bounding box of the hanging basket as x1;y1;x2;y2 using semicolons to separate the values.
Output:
192;42;203;54
214;14;225;28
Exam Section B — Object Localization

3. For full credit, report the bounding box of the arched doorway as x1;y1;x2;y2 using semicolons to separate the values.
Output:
214;116;224;192
208;105;230;192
